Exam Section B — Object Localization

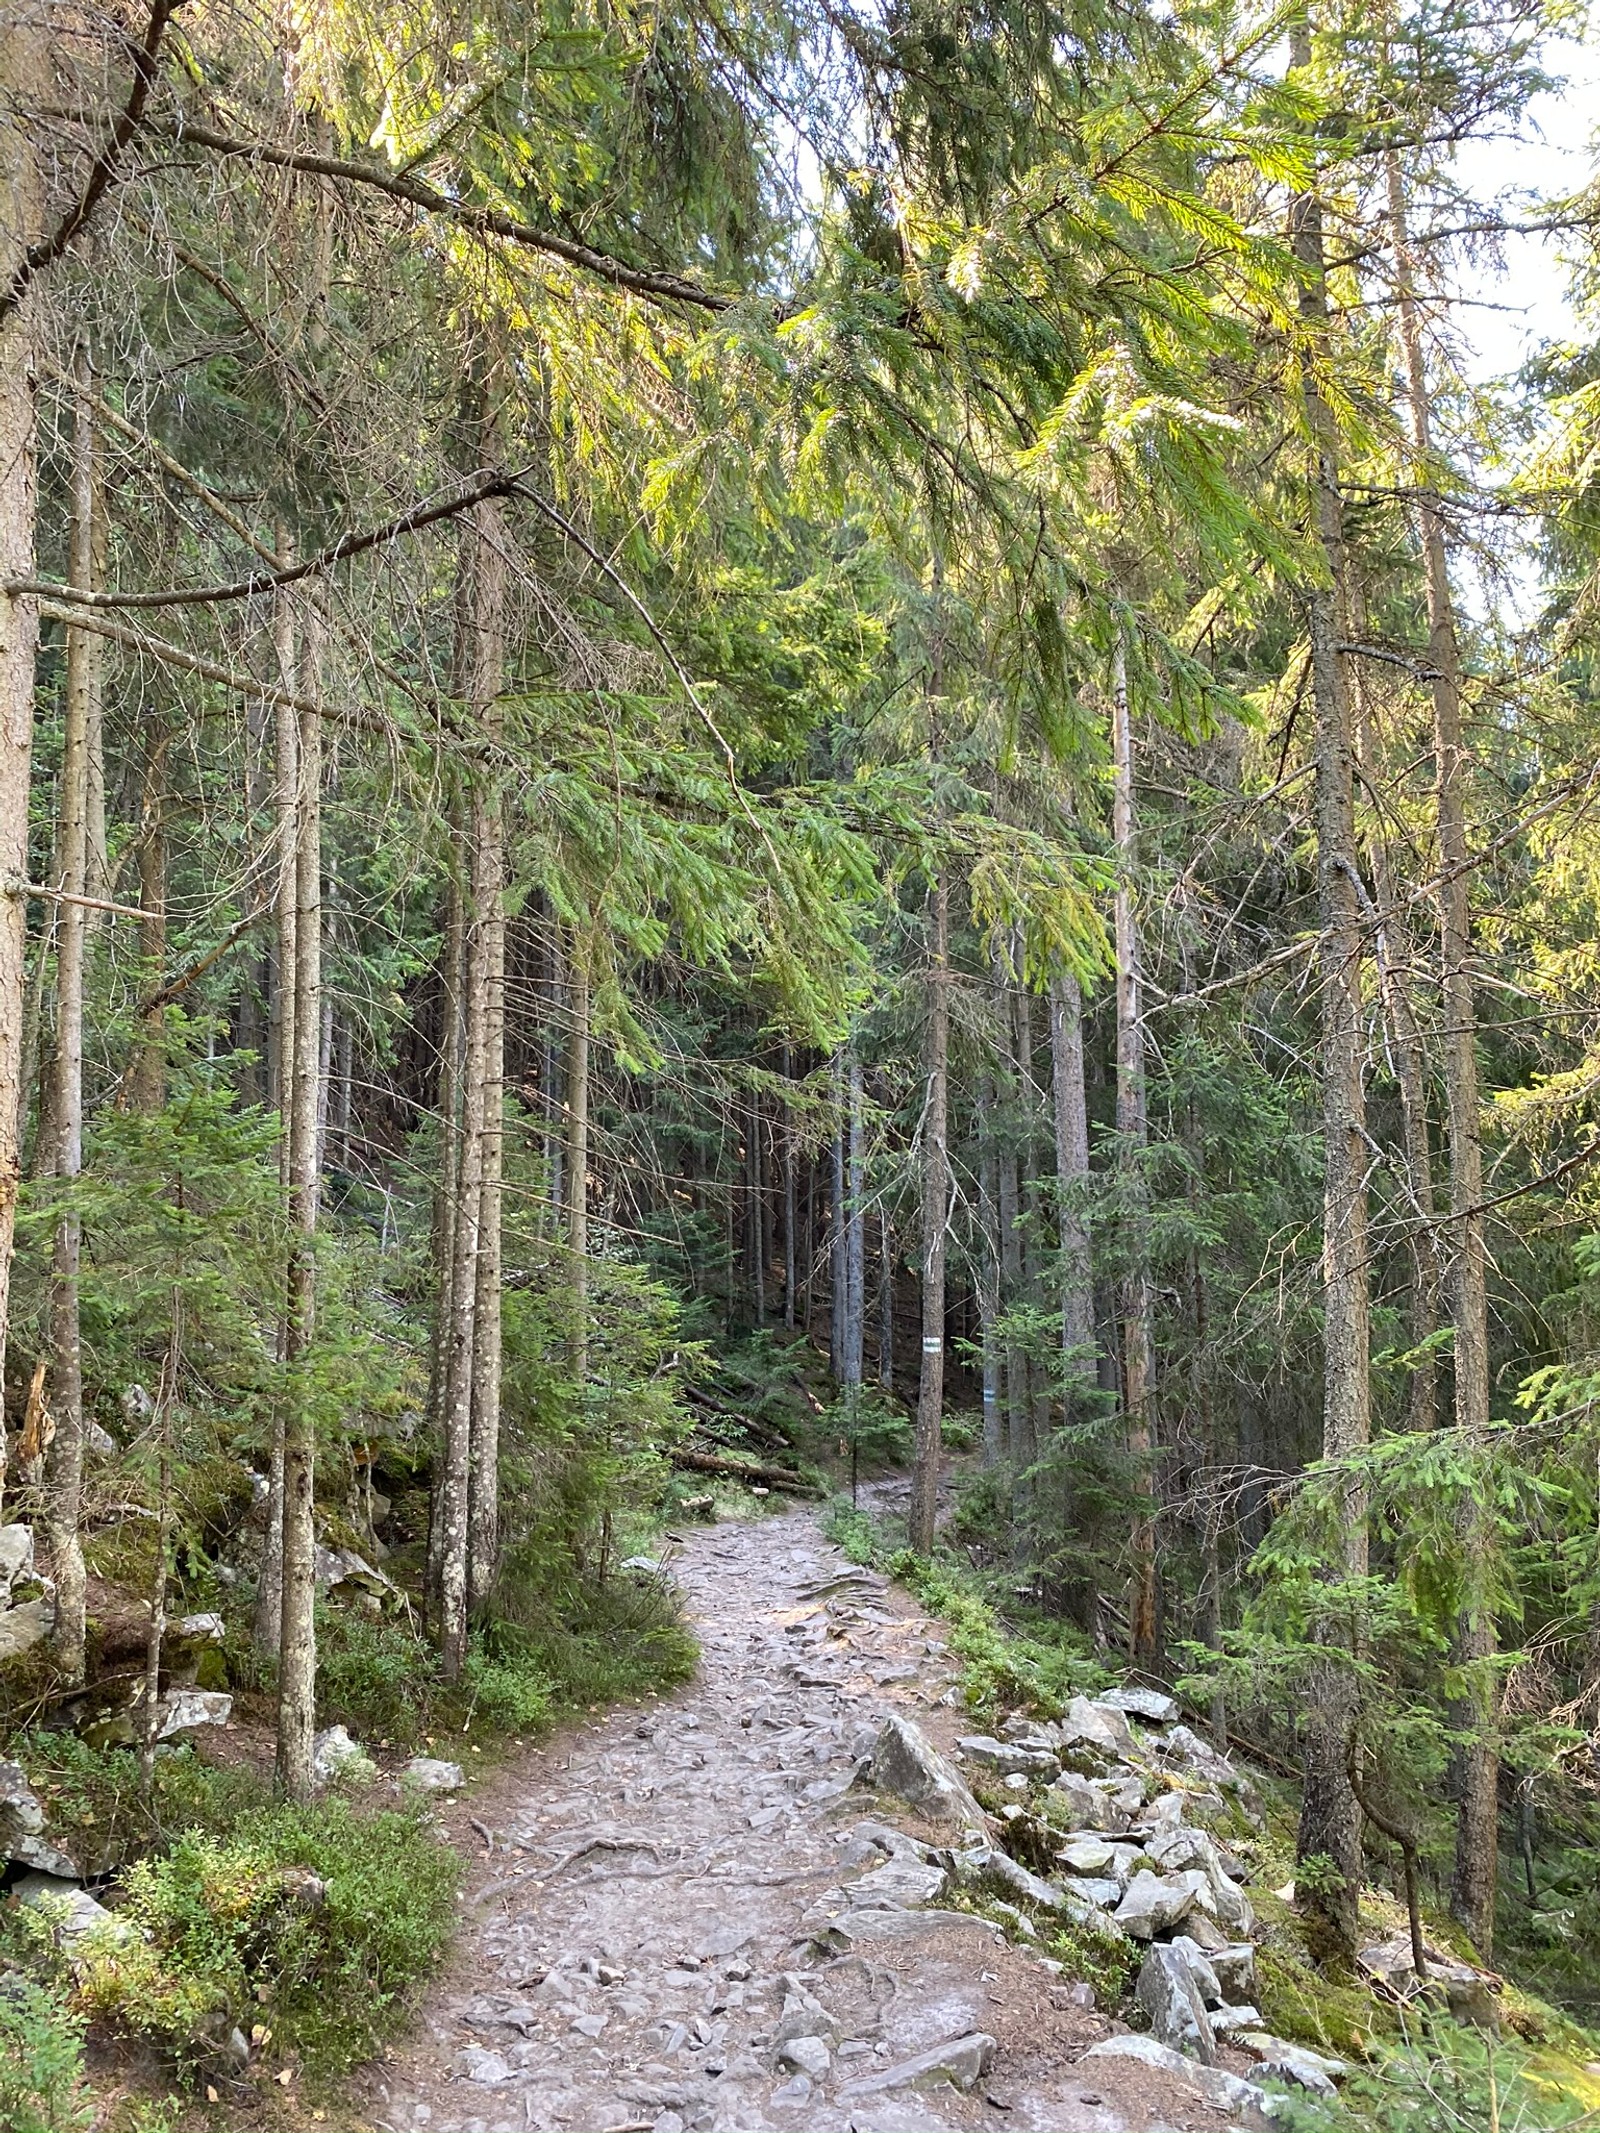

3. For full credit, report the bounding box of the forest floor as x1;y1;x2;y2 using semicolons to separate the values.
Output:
351;1495;1275;2133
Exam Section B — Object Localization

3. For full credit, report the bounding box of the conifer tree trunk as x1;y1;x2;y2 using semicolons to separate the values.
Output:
437;880;485;1678
254;544;299;1658
1387;148;1497;1952
1112;639;1158;1664
782;1041;797;1333
466;489;507;1617
829;1057;846;1378
276;592;322;1802
0;20;43;1408
43;346;99;1682
1291;18;1371;1961
909;878;949;1552
129;713;170;1115
1050;972;1096;1395
978;1106;1004;1467
878;1207;894;1392
843;1056;865;1385
566;945;590;1379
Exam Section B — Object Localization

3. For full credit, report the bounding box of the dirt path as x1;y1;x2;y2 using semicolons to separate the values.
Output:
361;1504;1260;2133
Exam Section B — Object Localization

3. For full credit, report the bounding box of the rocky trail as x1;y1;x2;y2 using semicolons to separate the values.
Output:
360;1501;1357;2133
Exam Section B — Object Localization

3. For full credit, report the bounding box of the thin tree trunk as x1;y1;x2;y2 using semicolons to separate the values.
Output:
437;884;485;1679
978;1101;1004;1467
466;485;507;1617
1050;972;1096;1395
44;344;98;1683
878;1206;894;1392
1292;26;1371;1964
275;590;322;1803
1112;637;1159;1666
782;1040;797;1333
0;13;43;1413
1387;148;1497;1952
140;1275;180;1799
254;540;299;1659
910;878;949;1553
129;715;170;1115
830;1056;846;1379
567;946;590;1379
843;1056;865;1385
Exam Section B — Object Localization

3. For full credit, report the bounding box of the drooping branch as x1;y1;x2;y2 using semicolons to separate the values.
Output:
0;0;187;324
14;467;532;609
143;116;735;315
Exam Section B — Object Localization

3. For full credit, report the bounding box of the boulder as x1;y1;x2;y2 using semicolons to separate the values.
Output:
1053;1770;1121;1829
1067;1876;1122;1909
155;1690;232;1742
839;2032;996;2097
1198;1939;1256;2004
849;1857;947;1909
859;1714;987;1828
1080;2035;1277;2122
1102;1685;1180;1724
1211;2004;1264;2034
813;1907;1003;1953
312;1725;376;1786
0;1595;52;1662
1113;1868;1201;1940
1145;1825;1254;1936
1055;1835;1116;1876
1246;2038;1346;2097
0;1525;34;1604
957;1734;1059;1779
1135;1942;1217;2064
773;1976;838;2045
402;1755;464;1793
314;1543;397;1599
1166;1935;1222;2007
620;1555;667;1577
1095;1774;1147;1818
964;1843;1070;1913
777;2034;831;2079
14;1872;136;1951
1064;1695;1135;1758
0;1761;76;1876
1161;1724;1238;1788
84;1420;118;1456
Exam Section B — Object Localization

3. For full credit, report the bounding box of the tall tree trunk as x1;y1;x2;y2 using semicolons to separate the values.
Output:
909;878;949;1553
253;539;299;1659
0;20;43;1423
437;873;486;1679
978;1103;1004;1467
878;1207;894;1392
44;345;99;1682
466;488;507;1618
1387;148;1497;1952
129;714;170;1115
566;945;590;1379
1292;20;1371;1964
1112;639;1158;1665
275;590;322;1802
782;1040;797;1333
1050;972;1096;1398
843;1056;865;1385
829;1056;846;1378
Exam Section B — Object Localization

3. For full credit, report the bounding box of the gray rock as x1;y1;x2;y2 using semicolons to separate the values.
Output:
174;1612;225;1643
1250;2039;1346;2097
1136;1943;1217;2064
1145;1827;1254;1935
1055;1836;1115;1875
965;1843;1070;1913
1095;1773;1148;1817
0;1595;52;1662
1081;2035;1276;2121
312;1724;375;1785
1112;1868;1201;1939
1060;1696;1129;1759
1446;1975;1501;2032
1161;1724;1238;1788
839;2032;996;2096
403;1755;465;1793
1067;1877;1122;1909
455;2046;513;2085
772;1976;838;2047
0;1760;75;1876
1102;1685;1180;1724
813;1907;1003;1953
14;1872;135;1951
1053;1771;1121;1829
776;2035;831;2079
314;1543;397;1597
1208;1942;1257;2003
1167;1936;1222;2008
850;1857;947;1908
121;1383;155;1424
621;1555;667;1577
84;1420;118;1456
859;1714;987;1828
956;1735;1058;1779
1211;2004;1265;2033
0;1525;34;1604
155;1689;232;1741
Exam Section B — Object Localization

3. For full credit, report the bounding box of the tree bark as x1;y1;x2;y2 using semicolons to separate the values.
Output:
0;15;43;1419
843;1055;865;1385
129;711;170;1115
910;877;949;1553
1050;973;1096;1393
253;537;299;1659
978;1100;1004;1466
566;945;590;1379
1386;147;1497;1953
782;1040;797;1333
44;343;99;1683
878;1206;894;1392
466;488;507;1618
275;589;322;1803
1291;19;1371;1964
1112;637;1158;1665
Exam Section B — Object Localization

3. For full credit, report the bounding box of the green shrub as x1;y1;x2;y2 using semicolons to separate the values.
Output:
0;1973;93;2133
315;1606;440;1746
74;1796;459;2075
463;1641;555;1731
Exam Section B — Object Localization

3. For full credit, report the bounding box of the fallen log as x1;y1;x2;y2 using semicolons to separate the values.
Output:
670;1445;821;1495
